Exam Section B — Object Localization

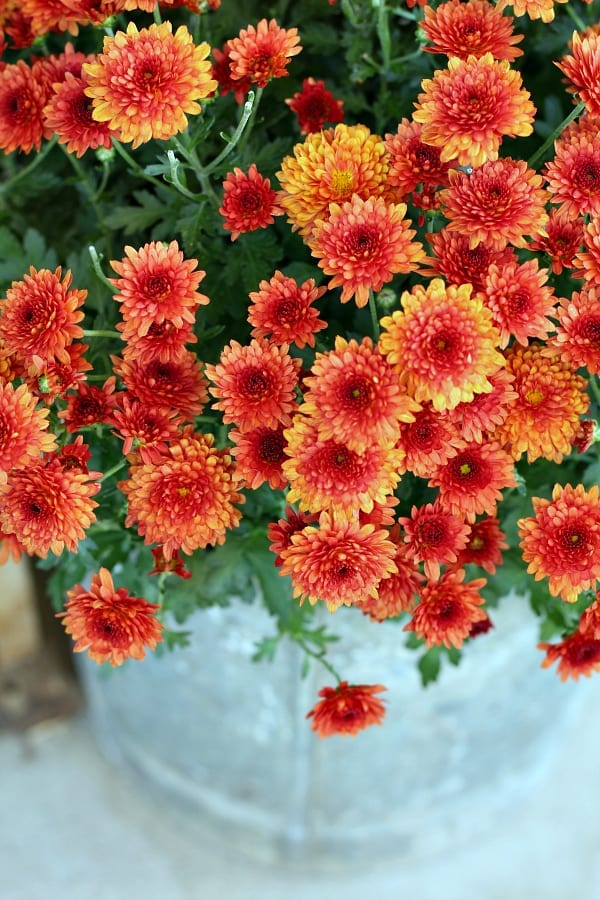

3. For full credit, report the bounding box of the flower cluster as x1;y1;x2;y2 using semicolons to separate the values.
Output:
1;0;600;739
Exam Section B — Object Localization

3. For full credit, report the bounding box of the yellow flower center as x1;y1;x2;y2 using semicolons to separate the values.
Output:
331;169;354;196
525;389;545;405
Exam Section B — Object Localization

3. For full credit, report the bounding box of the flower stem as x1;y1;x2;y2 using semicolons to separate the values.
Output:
294;635;343;684
0;134;59;195
565;4;587;32
88;245;115;292
527;100;585;169
82;329;120;339
204;89;260;175
368;288;381;341
100;459;128;483
111;138;166;190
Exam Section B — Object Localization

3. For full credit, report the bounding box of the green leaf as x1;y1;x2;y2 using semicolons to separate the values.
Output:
417;647;442;687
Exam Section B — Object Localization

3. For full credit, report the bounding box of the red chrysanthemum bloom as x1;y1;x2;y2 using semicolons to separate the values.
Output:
0;59;52;153
412;54;534;168
267;505;319;567
220;164;283;241
118;319;197;364
111;397;183;463
277;123;391;238
121;429;244;557
3;11;35;51
573;214;600;285
53;435;93;473
421;0;523;61
428;440;517;523
550;287;600;374
518;483;600;603
24;342;92;403
481;258;556;348
440;158;549;249
20;0;87;35
308;194;424;308
396;403;465;479
110;241;208;334
32;43;91;93
113;351;208;422
456;516;508;574
0;382;56;481
469;613;495;637
494;343;589;463
579;596;600;638
306;681;387;738
556;31;600;117
528;207;584;276
384;119;453;198
404;568;488;648
43;72;113;157
226;18;301;89
286;77;344;135
357;536;425;621
538;632;600;681
422;229;517;292
444;367;517;444
205;338;300;433
545;132;600;218
300;336;419;453
0;457;100;557
83;22;217;149
54;1;128;28
149;546;192;580
57;567;163;667
248;271;327;350
0;266;85;367
278;511;398;610
379;279;504;412
398;501;471;582
283;414;403;517
229;424;288;490
58;378;120;433
496;0;566;23
572;419;596;454
211;44;252;105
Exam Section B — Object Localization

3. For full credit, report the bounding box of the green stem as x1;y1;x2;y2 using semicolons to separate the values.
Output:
204;89;259;175
100;459;128;483
111;138;166;190
152;3;162;24
88;245;115;292
564;4;587;32
0;134;59;195
82;329;120;339
294;636;343;684
368;289;380;341
528;100;585;169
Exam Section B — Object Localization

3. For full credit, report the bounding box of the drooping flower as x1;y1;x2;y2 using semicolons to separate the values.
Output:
481;258;556;347
356;536;425;621
396;403;465;479
384;119;453;198
121;429;244;557
422;229;517;292
494;343;589;463
440;158;549;249
495;0;567;23
306;681;387;738
0;457;100;557
286;77;344;134
518;483;600;603
43;72;114;157
428;440;517;522
83;21;217;148
278;511;398;610
111;397;183;463
398;501;471;581
149;546;192;580
0;60;51;154
456;516;508;574
404;568;488;648
110;241;208;333
57;567;163;667
444;367;517;444
308;195;424;308
58;378;120;432
538;632;600;681
300;336;419;453
412;54;534;168
550;287;600;374
528;207;584;276
226;18;301;89
421;0;523;61
277;123;390;238
0;382;56;481
379;279;504;412
248;271;327;349
113;351;208;421
229;424;288;490
556;31;600;117
545;131;600;218
0;267;86;366
219;164;283;241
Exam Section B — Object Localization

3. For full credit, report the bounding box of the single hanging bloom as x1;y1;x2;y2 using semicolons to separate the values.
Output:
219;164;283;241
226;18;301;88
306;681;387;738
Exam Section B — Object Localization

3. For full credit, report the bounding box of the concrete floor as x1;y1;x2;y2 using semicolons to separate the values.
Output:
1;676;600;900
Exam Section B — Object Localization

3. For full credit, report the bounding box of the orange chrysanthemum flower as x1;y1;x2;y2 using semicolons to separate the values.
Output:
429;440;517;522
0;382;56;481
550;288;600;374
121;429;244;557
113;351;208;421
518;483;600;603
306;681;387;738
579;596;600;638
538;632;600;681
118;319;197;364
278;511;398;610
268;505;319;567
219;164;283;241
300;336;419;453
283;414;403;517
0;266;85;367
398;501;471;582
226;18;301;89
556;31;600;116
496;0;566;23
440;158;549;249
494;343;589;463
0;458;100;557
57;567;163;667
308;195;424;308
404;568;488;648
83;22;217;149
58;378;119;433
286;77;344;135
211;43;252;104
528;207;584;276
481;258;556;348
229;424;288;490
384;119;452;198
20;0;98;35
111;397;183;463
206;338;300;433
443;366;517;444
277;123;390;238
24;342;92;403
379;279;504;412
396;403;465;479
545;131;600;218
110;241;208;334
0;60;51;154
573;214;600;285
43;72;113;157
422;229;517;292
421;0;523;61
248;271;327;349
412;54;534;168
357;537;424;621
456;516;508;574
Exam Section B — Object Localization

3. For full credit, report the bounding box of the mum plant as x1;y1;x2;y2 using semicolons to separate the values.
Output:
1;0;600;738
